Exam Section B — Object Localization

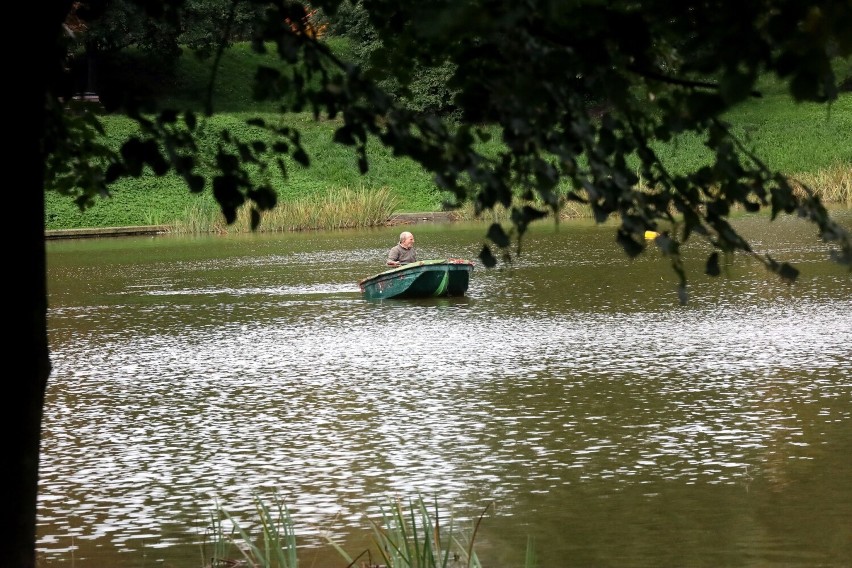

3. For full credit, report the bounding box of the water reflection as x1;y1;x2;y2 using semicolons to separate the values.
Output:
39;217;852;567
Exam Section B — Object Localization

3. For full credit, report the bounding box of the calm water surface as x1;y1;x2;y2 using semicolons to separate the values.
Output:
39;215;852;567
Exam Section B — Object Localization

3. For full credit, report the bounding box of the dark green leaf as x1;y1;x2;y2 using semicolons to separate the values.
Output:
334;126;356;145
777;262;799;283
705;252;720;277
187;174;205;193
616;229;643;258
478;245;497;268
292;148;310;166
249;186;277;210
486;223;510;248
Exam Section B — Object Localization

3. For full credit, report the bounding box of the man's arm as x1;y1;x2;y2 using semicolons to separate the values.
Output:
387;246;401;266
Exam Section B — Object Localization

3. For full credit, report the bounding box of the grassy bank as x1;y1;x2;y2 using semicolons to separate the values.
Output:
45;43;852;232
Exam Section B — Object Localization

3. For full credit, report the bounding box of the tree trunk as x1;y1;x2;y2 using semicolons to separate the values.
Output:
13;89;50;568
12;5;71;566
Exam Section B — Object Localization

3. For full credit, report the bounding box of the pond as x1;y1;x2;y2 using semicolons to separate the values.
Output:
38;214;852;567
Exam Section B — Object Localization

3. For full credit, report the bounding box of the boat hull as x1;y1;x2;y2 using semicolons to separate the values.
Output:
359;259;474;300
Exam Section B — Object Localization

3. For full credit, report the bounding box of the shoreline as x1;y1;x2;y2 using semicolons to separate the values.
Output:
44;212;461;240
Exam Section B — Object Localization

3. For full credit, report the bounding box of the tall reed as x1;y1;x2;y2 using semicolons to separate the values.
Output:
452;159;852;226
326;496;490;568
453;197;592;223
207;495;299;568
206;495;499;568
171;185;401;234
790;161;852;206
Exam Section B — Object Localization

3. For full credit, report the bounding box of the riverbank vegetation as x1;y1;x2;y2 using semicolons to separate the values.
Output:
45;43;851;232
204;495;498;568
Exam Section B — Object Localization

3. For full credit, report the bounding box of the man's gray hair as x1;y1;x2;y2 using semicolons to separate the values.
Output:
399;231;413;243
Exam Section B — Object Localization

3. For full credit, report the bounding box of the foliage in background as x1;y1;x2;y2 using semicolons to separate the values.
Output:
68;0;264;74
44;107;441;230
321;0;460;117
45;44;851;231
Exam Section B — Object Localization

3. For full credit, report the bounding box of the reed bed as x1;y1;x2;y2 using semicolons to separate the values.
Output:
789;161;852;206
451;160;852;226
170;185;400;234
161;160;848;235
203;496;298;568
207;495;500;568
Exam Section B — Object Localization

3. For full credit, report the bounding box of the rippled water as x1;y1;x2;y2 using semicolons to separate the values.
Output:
39;215;852;567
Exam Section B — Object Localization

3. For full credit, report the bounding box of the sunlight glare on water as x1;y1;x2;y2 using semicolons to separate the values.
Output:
39;217;852;567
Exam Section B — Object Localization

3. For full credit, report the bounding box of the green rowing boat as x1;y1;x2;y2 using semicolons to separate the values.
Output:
359;258;475;300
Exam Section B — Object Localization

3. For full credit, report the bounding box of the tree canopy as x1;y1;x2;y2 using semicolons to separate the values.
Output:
16;1;852;566
54;0;852;297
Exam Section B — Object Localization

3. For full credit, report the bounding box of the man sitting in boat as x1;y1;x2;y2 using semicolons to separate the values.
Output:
387;231;417;266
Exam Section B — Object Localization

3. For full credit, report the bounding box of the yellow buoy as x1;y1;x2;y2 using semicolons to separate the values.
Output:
644;230;659;240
